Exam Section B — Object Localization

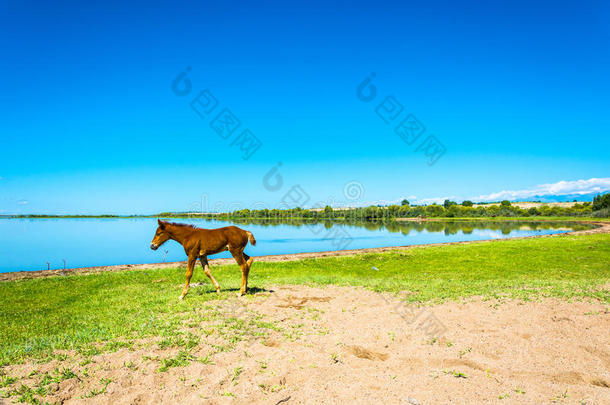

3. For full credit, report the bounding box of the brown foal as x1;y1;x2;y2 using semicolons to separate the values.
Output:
150;220;256;299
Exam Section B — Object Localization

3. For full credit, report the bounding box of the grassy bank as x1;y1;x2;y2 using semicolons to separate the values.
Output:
0;233;608;366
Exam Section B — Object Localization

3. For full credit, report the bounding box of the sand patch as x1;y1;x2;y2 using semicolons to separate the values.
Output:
1;285;609;404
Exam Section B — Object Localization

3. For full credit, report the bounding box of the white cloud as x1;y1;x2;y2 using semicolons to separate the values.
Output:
474;178;610;202
17;199;28;205
409;196;456;205
335;177;609;208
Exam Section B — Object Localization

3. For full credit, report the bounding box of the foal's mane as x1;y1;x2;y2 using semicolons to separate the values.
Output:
163;221;198;230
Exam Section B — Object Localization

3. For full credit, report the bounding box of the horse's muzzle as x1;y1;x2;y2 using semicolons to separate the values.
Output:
150;243;159;250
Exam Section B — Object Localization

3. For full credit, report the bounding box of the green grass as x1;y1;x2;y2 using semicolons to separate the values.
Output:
157;350;196;372
0;233;608;366
80;378;112;399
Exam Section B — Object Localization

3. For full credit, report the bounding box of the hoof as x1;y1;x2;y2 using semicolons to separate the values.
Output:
179;294;185;300
237;292;244;297
216;288;221;294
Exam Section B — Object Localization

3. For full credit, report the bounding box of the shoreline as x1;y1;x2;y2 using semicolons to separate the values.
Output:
2;220;608;283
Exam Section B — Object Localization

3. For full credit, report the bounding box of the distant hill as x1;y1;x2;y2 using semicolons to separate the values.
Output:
512;192;601;203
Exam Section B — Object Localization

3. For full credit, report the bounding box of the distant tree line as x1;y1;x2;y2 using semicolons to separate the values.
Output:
171;193;609;220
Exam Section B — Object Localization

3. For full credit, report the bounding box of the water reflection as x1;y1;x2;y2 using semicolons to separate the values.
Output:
0;218;592;273
222;217;589;235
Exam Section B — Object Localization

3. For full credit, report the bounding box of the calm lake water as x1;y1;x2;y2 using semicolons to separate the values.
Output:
0;218;589;273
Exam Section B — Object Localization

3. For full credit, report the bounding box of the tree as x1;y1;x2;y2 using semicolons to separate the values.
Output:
401;199;409;206
592;193;610;210
500;200;511;207
461;200;473;207
388;205;400;217
363;206;381;220
443;199;457;209
487;205;501;217
426;204;445;217
446;204;462;218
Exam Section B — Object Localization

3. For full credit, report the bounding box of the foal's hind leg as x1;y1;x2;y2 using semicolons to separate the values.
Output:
199;256;220;293
230;247;249;297
242;252;253;292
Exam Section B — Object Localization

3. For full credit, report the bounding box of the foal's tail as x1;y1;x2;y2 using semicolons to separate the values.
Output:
246;231;257;246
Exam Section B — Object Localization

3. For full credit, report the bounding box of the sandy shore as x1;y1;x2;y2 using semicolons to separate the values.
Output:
4;285;609;404
2;221;608;282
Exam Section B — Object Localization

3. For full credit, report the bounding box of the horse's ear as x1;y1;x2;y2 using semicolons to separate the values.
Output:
158;219;165;229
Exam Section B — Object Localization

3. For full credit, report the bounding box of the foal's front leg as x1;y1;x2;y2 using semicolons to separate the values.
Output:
179;256;197;300
199;256;220;293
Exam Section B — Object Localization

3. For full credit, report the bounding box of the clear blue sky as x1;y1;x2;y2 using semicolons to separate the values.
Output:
1;0;609;214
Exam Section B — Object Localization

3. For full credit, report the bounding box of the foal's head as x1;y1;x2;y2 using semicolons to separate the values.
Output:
150;219;171;250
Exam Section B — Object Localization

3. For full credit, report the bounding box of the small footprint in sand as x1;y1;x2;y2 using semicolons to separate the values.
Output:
346;345;389;361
